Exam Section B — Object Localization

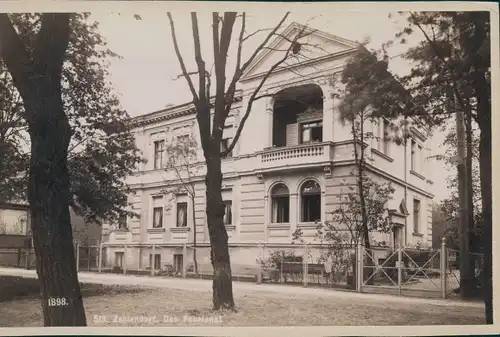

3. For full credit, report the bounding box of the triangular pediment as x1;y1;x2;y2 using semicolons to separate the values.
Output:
241;22;359;81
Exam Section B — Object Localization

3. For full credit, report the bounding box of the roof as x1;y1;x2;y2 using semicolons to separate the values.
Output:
241;21;359;81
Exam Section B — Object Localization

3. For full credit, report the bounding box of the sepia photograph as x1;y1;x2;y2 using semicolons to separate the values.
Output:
0;1;497;335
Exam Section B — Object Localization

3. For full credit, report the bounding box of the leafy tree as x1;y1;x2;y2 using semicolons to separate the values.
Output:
167;11;317;310
0;14;144;226
331;47;423;249
0;13;143;326
394;12;491;318
0;63;28;203
162;132;201;275
0;12;86;326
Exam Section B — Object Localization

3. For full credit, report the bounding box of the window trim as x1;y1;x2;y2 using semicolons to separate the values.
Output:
221;138;233;159
223;200;233;226
299;120;323;144
270;183;290;224
382;118;390;155
176;202;188;228
299;180;322;224
153;139;165;170
413;198;421;235
152;206;164;228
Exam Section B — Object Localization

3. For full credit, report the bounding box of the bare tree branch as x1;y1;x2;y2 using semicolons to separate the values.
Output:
223;12;290;119
167;12;199;103
212;12;237;134
191;12;207;105
0;14;33;100
224;26;306;155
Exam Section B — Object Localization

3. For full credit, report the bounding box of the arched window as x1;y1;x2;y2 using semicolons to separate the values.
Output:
300;180;321;223
271;183;290;223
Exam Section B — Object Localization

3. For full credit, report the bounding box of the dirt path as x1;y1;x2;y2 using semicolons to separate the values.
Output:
0;267;482;309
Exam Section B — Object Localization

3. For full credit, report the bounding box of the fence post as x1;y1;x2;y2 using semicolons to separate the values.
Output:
182;243;187;278
98;241;103;273
256;241;263;284
76;241;80;272
397;246;402;295
95;242;99;271
357;242;363;292
151;244;156;276
356;242;360;292
303;243;308;287
17;248;21;268
86;243;91;272
441;237;448;299
25;247;30;270
123;243;127;275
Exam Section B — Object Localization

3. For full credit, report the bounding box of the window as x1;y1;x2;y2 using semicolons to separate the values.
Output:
174;254;183;272
382;119;390;155
177;134;190;144
413;199;421;234
176;202;188;227
118;213;127;230
152;196;164;228
149;254;161;270
300;180;321;223
300;121;323;143
393;227;401;248
417;144;423;172
153;140;165;169
410;139;416;170
115;252;124;268
223;200;232;225
152;207;163;228
271;184;290;223
220;138;233;158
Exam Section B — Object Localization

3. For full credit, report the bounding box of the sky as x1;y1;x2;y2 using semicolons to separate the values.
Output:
90;9;452;202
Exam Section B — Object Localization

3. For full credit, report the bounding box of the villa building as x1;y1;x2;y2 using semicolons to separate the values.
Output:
101;23;435;275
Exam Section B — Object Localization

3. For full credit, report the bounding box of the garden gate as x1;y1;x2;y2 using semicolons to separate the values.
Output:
356;239;448;298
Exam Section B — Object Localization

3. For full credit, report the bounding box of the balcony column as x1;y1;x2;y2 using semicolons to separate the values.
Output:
263;195;269;242
322;83;345;143
265;95;274;148
290;193;298;235
321;84;335;143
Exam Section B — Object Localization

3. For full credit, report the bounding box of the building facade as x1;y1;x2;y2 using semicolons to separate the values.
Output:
101;23;435;275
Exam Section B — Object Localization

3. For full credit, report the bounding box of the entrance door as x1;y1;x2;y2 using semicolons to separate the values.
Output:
173;254;183;272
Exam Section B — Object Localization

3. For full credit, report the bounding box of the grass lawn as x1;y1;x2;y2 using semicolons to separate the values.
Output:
0;276;143;303
0;275;484;327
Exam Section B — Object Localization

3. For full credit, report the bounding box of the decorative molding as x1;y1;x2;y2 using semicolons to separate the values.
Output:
412;232;424;238
170;227;190;233
147;228;166;233
267;223;290;230
323;165;333;178
371;148;394;163
256;173;264;180
130;96;242;128
298;222;319;229
409;127;427;141
297;107;323;122
410;170;425;181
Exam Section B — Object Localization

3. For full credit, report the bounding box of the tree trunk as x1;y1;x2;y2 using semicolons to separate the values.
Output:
465;108;477;288
204;154;235;310
190;194;198;276
479;125;492;323
24;81;86;326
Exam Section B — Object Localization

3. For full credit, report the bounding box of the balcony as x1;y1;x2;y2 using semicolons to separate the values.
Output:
258;142;333;172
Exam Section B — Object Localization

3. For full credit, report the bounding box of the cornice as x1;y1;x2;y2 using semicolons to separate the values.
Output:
130;96;243;129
